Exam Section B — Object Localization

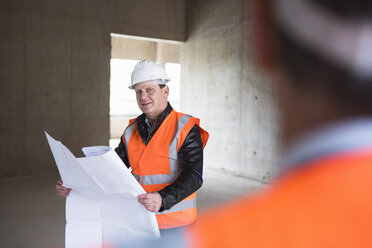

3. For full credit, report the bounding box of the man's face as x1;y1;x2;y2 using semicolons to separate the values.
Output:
134;80;169;119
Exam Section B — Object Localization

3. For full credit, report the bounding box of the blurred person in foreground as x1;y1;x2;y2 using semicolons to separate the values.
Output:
135;0;372;247
57;60;209;235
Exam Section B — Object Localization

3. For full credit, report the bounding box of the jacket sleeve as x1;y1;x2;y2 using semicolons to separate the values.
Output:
157;124;204;211
114;136;131;169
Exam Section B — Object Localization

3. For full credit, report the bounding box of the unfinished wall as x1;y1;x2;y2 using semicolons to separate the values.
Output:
182;0;278;181
0;0;185;179
111;36;181;65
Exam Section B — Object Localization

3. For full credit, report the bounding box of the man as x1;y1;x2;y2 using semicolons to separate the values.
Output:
134;0;372;247
57;60;209;234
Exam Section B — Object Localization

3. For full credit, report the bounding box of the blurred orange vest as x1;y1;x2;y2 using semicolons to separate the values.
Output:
123;110;209;229
186;149;372;247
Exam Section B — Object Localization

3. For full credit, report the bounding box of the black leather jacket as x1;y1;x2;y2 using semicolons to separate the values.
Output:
115;103;204;212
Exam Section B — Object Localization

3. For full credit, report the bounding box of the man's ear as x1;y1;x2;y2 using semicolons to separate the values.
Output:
163;86;169;96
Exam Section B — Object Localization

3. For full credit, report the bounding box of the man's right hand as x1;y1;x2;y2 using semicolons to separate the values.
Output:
56;179;71;198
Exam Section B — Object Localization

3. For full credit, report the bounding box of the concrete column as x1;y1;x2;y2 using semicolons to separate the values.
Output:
182;0;279;182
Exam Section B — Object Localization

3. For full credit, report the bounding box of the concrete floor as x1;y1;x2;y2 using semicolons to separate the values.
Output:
0;168;264;248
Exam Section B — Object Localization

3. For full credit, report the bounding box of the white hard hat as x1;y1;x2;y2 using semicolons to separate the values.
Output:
129;60;170;89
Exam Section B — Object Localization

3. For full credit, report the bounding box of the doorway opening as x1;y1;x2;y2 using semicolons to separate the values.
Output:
109;34;182;148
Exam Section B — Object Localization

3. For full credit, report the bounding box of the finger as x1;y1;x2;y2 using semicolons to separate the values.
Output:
56;184;71;191
56;183;65;188
58;189;67;194
142;203;153;211
144;203;156;209
142;198;156;205
140;193;157;199
145;206;157;212
62;188;71;194
57;187;70;193
139;198;154;207
138;198;146;205
57;189;70;198
137;194;147;199
56;186;66;191
138;197;152;205
144;194;155;199
139;199;153;207
57;191;66;197
142;196;155;202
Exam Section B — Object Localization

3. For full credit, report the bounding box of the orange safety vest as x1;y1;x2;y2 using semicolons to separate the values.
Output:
186;148;372;248
123;110;209;229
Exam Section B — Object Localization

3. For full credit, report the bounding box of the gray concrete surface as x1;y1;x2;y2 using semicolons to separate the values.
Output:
181;0;279;182
0;0;186;179
0;168;264;248
0;0;279;183
111;36;181;64
0;2;280;246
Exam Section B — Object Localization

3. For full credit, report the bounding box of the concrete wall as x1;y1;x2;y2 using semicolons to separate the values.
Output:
181;0;278;181
111;36;181;66
111;37;158;61
0;0;185;179
1;0;278;182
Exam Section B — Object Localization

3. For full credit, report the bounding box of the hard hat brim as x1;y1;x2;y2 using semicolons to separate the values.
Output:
128;79;170;90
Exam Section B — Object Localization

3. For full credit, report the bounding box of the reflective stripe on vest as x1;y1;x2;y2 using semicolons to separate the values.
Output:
157;198;196;215
132;173;140;182
124;113;196;215
125;114;191;186
131;171;197;215
123;110;209;229
124;120;136;149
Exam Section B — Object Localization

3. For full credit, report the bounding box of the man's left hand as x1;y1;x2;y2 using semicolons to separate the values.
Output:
137;192;162;212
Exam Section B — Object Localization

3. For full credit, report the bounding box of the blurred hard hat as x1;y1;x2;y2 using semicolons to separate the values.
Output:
129;60;170;89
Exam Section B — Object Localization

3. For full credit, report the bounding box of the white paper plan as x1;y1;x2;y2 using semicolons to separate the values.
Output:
45;131;160;248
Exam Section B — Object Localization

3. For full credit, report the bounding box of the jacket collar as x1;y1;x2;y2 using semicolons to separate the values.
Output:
136;102;173;144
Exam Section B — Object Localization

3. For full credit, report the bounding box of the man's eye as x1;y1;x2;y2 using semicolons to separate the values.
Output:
136;90;142;95
146;89;153;93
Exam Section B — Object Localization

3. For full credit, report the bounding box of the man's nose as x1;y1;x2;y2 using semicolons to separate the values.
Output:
139;92;148;100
